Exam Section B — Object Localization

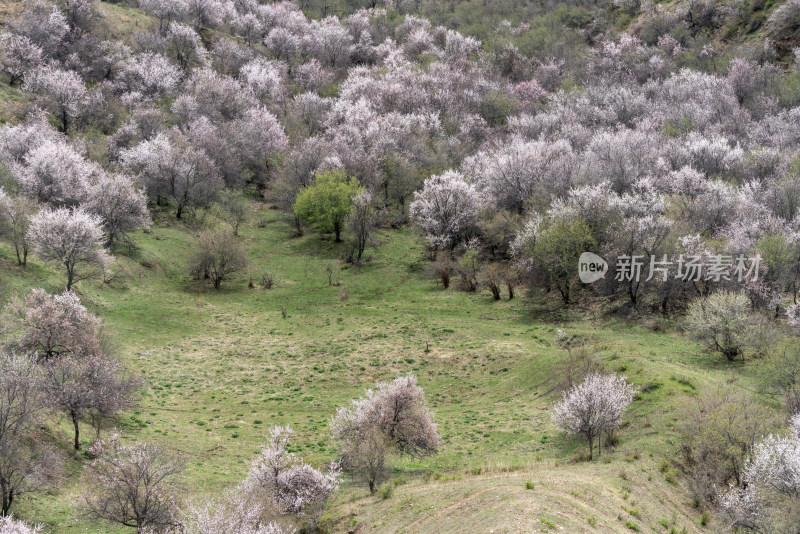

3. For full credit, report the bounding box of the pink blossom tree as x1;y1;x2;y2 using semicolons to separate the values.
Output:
6;288;104;362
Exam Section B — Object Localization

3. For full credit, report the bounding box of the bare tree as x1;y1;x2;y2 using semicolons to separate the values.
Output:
759;341;800;415
217;191;248;237
190;228;248;290
0;190;36;266
0;436;61;517
83;433;184;533
346;190;374;263
0;352;62;516
554;330;604;390
26;207;111;290
551;373;638;459
479;263;504;300
428;252;454;289
41;354;138;450
337;426;387;493
680;391;778;506
0;353;43;445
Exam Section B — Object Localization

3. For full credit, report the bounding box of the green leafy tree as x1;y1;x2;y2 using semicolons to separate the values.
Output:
293;170;361;242
529;217;595;304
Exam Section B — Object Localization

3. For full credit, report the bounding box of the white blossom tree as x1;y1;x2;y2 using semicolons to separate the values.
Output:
307;17;353;67
410;170;481;251
183;491;293;534
7;0;68;58
82;173;151;247
140;0;188;33
719;415;800;532
117;52;183;100
0;515;43;534
167;22;207;71
231;106;288;186
244;425;339;522
686;291;753;361
121;132;222;218
463;138;575;214
331;374;440;492
15;138;99;207
26;207;111;290
0;33;43;86
551;373;638;459
23;66;86;133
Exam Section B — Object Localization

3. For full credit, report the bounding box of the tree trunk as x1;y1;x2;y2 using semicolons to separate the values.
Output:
587;434;593;460
66;262;75;291
1;478;10;516
72;410;81;450
369;479;375;493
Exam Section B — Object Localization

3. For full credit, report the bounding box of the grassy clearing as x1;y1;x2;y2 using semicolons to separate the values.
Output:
0;200;755;532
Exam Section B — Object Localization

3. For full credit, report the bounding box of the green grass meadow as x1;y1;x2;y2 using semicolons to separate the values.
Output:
0;199;764;532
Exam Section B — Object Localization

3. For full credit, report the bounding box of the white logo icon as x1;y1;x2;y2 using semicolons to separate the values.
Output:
579;252;608;283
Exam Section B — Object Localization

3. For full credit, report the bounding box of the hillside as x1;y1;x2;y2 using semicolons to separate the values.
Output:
1;0;800;532
1;203;746;532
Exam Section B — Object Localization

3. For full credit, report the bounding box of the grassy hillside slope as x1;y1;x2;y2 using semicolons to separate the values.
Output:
0;200;760;532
